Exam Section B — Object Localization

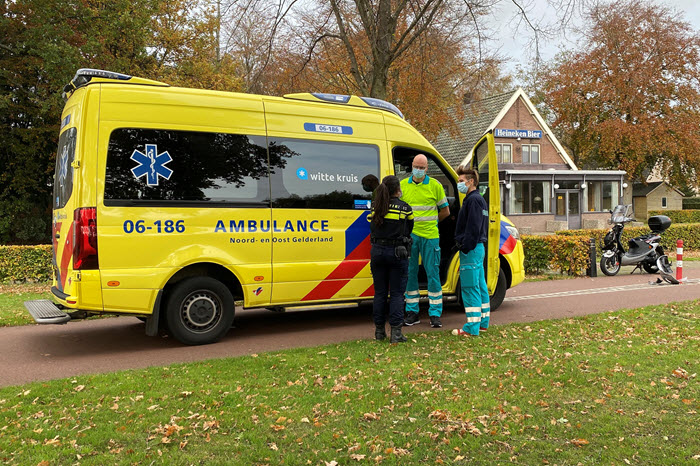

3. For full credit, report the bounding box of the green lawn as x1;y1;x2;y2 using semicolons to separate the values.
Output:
0;283;51;327
1;301;698;464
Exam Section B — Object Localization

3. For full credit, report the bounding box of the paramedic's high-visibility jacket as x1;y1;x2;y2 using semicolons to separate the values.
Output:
400;175;448;239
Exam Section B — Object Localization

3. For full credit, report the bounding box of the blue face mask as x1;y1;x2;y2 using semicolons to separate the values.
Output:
412;168;426;179
457;181;468;194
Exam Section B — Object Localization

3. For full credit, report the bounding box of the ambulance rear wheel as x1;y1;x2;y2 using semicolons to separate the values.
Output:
165;277;235;345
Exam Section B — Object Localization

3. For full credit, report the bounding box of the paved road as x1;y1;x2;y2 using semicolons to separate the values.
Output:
1;265;698;387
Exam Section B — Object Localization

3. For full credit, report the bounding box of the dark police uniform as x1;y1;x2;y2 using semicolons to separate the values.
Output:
369;198;414;329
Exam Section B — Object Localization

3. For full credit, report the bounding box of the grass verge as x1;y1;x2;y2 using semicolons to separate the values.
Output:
0;283;52;327
1;300;698;464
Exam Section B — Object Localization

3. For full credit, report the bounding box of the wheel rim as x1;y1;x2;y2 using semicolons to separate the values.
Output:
605;255;620;273
180;290;222;333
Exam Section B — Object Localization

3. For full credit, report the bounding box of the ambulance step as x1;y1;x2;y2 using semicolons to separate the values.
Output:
24;300;71;324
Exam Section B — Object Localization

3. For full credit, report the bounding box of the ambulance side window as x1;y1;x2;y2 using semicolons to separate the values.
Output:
269;138;379;209
54;127;77;209
104;128;273;207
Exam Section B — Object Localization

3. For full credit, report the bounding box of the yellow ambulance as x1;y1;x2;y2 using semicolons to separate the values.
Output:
24;69;524;345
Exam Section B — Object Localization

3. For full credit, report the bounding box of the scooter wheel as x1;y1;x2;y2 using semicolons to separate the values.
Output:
642;262;659;274
600;254;621;276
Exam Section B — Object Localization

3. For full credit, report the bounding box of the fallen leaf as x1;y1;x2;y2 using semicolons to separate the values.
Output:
571;438;589;447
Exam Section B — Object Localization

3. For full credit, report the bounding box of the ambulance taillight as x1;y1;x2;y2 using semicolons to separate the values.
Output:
73;207;99;270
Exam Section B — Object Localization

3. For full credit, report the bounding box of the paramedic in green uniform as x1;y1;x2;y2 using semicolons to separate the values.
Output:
401;154;450;328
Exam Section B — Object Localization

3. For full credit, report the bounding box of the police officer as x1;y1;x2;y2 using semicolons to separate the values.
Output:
369;175;414;343
400;154;450;328
452;167;490;337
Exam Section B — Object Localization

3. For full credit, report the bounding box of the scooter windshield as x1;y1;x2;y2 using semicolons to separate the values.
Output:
611;205;628;223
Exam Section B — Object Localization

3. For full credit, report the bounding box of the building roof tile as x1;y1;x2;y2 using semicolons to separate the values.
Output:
433;91;515;169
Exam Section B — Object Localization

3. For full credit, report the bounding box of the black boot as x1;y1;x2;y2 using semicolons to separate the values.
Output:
375;324;387;341
390;326;407;343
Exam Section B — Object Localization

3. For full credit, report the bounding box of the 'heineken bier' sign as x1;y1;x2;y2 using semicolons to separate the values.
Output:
494;128;542;139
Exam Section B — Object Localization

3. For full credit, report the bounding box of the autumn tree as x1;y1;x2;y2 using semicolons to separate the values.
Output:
215;0;299;94
0;0;232;244
238;0;587;137
542;0;700;187
278;7;508;138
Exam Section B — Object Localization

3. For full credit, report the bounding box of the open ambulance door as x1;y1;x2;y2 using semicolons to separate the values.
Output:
470;132;501;294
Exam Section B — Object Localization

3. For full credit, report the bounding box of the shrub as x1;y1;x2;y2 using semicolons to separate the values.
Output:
522;235;590;276
648;210;700;224
521;235;550;274
0;245;52;282
683;197;700;210
524;223;699;276
557;223;700;251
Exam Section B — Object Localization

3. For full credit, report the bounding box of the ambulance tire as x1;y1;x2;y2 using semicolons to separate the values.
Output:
489;269;507;312
455;268;507;312
165;277;235;345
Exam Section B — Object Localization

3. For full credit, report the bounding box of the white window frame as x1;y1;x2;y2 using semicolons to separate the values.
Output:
509;180;551;214
522;144;540;164
495;143;512;163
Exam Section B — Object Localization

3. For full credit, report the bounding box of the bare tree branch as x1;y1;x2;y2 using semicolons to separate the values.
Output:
329;0;369;94
392;0;445;60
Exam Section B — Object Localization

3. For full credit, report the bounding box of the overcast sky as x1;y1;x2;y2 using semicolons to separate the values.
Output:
493;0;700;74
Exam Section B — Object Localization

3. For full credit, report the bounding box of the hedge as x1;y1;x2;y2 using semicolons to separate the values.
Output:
648;210;700;224
555;222;700;251
683;198;700;210
523;223;700;276
522;235;590;276
0;245;52;282
4;225;699;282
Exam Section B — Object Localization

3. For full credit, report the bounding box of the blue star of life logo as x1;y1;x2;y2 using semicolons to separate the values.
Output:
296;167;308;180
131;144;173;186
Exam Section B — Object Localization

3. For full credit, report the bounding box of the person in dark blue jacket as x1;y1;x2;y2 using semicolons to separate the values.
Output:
452;167;490;337
368;175;414;343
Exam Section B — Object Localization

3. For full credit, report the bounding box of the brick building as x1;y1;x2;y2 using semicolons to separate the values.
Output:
434;88;627;233
632;181;684;220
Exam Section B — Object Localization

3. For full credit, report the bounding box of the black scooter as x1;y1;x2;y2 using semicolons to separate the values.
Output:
600;205;671;276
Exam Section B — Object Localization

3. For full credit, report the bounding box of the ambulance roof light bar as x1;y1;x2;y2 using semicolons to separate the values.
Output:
285;92;405;119
62;69;168;100
63;69;130;98
358;96;404;119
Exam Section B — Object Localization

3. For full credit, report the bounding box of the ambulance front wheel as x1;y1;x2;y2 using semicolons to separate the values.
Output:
165;277;235;345
455;268;507;312
489;268;507;311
